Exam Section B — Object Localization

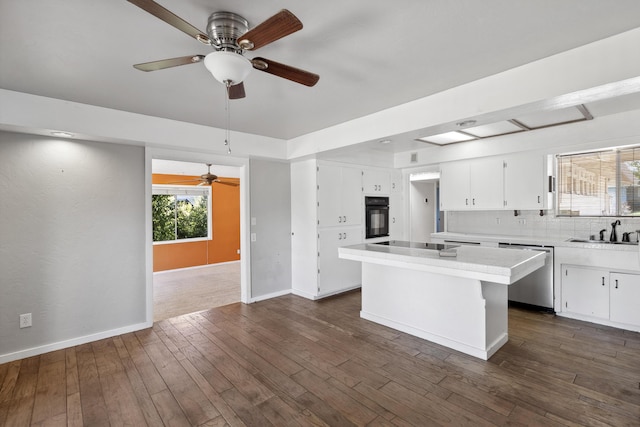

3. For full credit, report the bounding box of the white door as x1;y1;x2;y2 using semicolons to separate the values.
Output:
440;161;470;210
561;266;609;319
610;272;640;326
318;227;362;295
317;164;343;227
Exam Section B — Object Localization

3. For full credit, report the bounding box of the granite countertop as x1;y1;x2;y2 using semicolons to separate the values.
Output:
431;232;639;252
339;242;545;285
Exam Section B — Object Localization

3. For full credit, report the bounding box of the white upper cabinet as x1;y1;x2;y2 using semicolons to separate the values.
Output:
440;161;471;210
363;169;390;194
470;157;504;209
317;164;362;227
440;158;503;210
504;153;548;210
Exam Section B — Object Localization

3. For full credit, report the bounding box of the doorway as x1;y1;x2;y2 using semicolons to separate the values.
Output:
409;176;442;242
147;155;248;323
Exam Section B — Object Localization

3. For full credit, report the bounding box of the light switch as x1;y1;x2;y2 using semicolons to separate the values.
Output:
251;233;256;242
251;217;257;226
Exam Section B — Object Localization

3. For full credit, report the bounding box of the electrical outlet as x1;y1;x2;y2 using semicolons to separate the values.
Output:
19;313;32;328
495;218;501;225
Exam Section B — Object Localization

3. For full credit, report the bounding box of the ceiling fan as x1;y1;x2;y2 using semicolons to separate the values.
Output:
170;164;239;186
127;0;319;99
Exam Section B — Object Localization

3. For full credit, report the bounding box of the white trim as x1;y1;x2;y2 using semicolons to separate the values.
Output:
249;289;292;303
0;321;152;365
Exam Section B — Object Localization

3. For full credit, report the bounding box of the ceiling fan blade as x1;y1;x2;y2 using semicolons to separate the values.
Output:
227;82;246;99
133;55;205;72
237;9;302;51
214;180;239;187
251;57;319;87
127;0;211;44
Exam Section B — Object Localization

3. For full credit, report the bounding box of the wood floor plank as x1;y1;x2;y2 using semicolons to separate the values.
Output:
31;357;66;425
75;343;110;426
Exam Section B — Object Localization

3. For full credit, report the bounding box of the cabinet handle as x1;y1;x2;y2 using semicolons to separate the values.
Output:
465;198;469;206
338;233;343;240
472;198;476;205
338;216;342;223
537;195;541;204
392;217;396;224
602;277;605;286
344;232;347;239
343;216;347;222
615;279;618;289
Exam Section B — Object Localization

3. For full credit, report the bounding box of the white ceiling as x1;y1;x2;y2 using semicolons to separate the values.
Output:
2;0;640;141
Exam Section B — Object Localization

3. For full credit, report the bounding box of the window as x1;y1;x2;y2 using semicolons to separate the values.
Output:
152;185;211;243
557;146;640;216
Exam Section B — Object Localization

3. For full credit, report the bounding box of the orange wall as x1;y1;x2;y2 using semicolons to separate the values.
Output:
152;173;240;271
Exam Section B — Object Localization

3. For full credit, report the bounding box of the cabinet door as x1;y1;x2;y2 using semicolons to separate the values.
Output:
363;169;390;194
318;227;362;295
391;169;403;194
390;192;403;240
469;157;504;209
561;266;609;319
340;166;363;226
317;164;343;227
610;272;640;326
504;154;545;210
439;161;470;210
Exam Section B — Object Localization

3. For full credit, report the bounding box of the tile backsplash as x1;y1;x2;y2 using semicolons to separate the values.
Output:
446;210;640;243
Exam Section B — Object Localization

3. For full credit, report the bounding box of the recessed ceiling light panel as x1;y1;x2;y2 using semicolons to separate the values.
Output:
418;131;476;145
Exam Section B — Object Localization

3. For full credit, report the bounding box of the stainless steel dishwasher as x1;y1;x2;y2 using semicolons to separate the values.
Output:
498;243;554;310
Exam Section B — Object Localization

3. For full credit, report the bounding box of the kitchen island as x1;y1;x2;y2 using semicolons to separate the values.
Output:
338;241;545;359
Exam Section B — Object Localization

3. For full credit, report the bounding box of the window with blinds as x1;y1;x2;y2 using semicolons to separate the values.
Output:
557;146;640;216
152;185;212;243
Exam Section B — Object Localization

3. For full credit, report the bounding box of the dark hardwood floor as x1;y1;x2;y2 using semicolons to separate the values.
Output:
1;290;639;426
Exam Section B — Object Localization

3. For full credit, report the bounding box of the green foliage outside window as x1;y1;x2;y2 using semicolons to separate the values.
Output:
152;193;209;242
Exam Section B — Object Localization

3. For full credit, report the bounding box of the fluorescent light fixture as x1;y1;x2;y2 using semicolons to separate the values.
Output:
418;131;476;145
51;131;74;138
463;121;524;138
514;106;586;128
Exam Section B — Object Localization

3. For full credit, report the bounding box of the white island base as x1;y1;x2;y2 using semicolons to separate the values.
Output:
361;263;507;360
339;242;545;360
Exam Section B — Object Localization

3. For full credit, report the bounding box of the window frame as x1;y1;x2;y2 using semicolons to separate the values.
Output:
152;184;212;244
555;145;640;217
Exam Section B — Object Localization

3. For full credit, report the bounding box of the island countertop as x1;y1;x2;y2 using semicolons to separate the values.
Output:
339;241;545;285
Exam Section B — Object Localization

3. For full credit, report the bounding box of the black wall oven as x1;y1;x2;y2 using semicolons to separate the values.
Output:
365;196;390;239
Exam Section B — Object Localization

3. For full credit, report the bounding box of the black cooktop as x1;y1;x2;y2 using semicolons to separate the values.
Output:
375;240;458;251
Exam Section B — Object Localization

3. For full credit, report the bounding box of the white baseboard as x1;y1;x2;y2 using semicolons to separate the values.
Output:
0;320;152;364
249;288;291;303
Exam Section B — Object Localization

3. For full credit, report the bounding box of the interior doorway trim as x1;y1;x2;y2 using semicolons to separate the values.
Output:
145;148;251;325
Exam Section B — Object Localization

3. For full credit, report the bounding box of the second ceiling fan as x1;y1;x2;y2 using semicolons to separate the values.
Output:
127;0;319;99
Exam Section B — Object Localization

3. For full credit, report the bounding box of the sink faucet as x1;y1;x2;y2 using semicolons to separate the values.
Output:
610;220;621;242
599;229;607;241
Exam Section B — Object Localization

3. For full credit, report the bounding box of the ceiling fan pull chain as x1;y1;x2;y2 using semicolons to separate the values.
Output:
224;81;231;154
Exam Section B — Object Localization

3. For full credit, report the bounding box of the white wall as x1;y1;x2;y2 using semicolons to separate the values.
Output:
249;159;292;300
0;131;147;362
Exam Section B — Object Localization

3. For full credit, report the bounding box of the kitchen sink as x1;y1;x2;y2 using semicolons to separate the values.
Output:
566;238;638;245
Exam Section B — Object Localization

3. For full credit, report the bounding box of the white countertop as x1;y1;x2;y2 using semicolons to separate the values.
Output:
339;242;545;285
431;232;639;252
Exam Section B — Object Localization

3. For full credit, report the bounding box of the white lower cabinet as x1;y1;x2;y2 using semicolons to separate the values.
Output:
561;266;609;319
610;272;640;325
561;265;640;327
318;227;362;296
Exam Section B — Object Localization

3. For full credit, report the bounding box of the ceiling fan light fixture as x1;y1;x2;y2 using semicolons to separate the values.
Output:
204;51;252;85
